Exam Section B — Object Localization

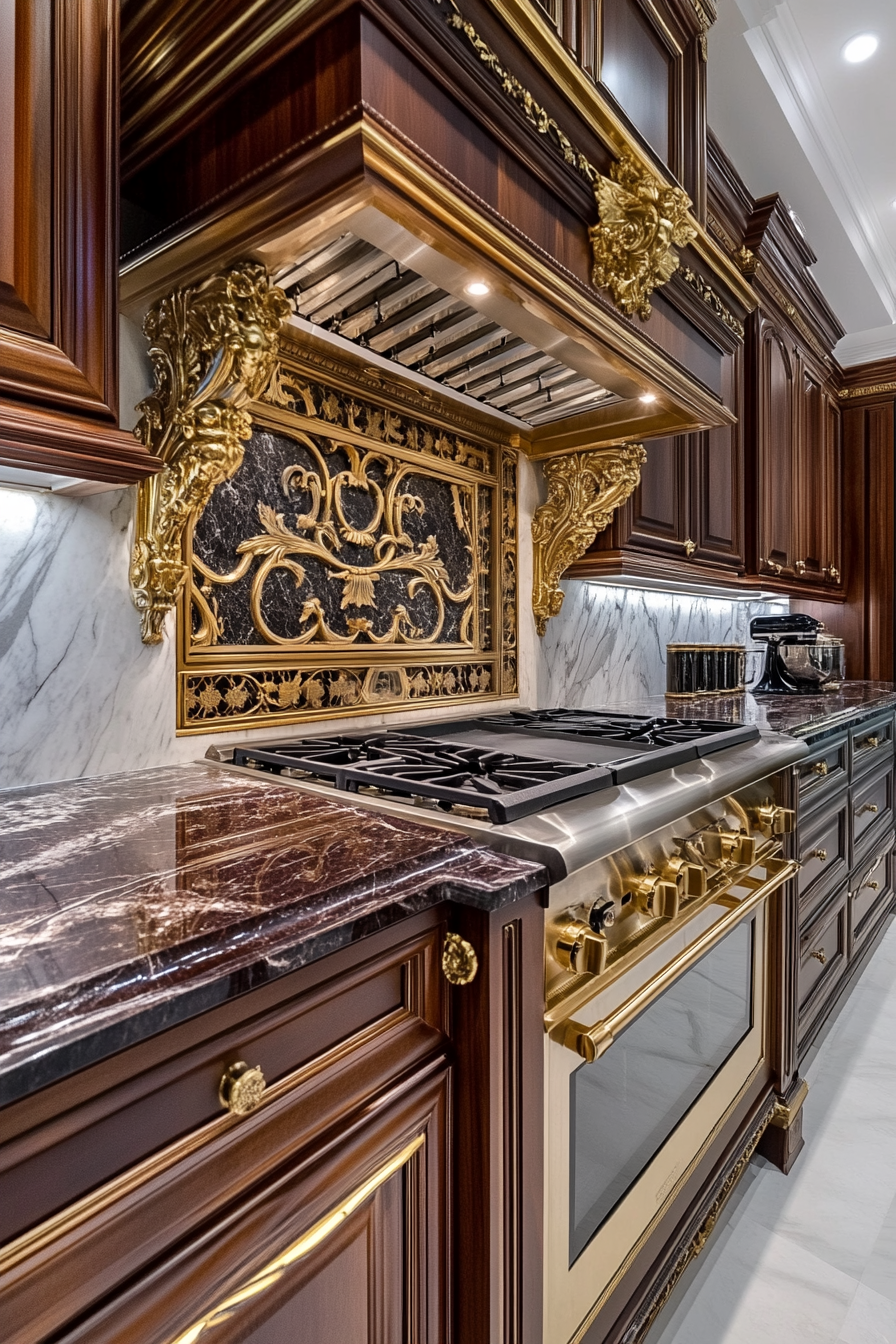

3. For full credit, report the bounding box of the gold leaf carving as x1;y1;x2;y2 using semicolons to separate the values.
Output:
532;445;646;636
590;152;698;319
130;263;290;644
678;266;745;339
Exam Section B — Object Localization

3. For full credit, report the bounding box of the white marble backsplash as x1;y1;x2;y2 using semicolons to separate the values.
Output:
537;580;789;708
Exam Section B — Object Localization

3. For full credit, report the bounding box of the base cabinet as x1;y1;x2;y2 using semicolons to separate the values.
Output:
792;711;896;1059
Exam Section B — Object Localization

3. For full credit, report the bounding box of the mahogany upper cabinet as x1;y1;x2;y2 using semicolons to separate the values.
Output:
0;0;158;484
743;197;844;599
531;0;711;209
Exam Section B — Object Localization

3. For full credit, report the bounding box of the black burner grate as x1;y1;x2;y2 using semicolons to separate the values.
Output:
232;732;615;824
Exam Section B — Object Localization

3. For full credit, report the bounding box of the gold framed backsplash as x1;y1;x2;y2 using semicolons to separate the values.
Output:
177;330;518;733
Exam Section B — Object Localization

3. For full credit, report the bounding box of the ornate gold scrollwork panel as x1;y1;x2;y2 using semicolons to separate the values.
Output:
532;444;646;636
130;263;291;644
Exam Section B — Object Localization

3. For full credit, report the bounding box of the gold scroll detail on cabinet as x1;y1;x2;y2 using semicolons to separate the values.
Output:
130;263;290;644
532;444;646;635
590;153;698;319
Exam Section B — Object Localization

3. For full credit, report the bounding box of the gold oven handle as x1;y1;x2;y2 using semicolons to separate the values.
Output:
550;857;799;1063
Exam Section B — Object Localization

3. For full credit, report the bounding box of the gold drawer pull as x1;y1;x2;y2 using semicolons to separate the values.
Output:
810;949;827;966
811;760;829;777
794;559;807;575
683;538;696;557
809;848;828;862
860;736;881;751
219;1061;266;1116
864;880;880;891
825;564;840;582
442;932;479;984
856;803;879;816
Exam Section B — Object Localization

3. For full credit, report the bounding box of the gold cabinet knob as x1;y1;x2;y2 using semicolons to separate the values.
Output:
219;1061;266;1116
810;949;827;966
825;564;840;582
860;736;880;751
811;760;829;776
760;558;783;576
794;559;807;575
809;848;828;863
856;803;879;816
441;932;479;985
683;538;696;557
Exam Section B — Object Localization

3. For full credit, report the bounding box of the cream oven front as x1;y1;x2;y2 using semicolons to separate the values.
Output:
541;795;797;1344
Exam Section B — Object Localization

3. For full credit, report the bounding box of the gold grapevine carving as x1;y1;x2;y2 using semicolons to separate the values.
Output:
130;262;290;644
532;445;646;635
678;266;745;338
590;152;698;319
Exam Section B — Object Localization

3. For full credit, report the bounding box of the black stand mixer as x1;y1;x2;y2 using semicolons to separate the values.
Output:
751;614;845;694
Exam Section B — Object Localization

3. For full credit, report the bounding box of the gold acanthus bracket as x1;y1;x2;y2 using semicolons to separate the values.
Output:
129;262;290;644
590;151;698;319
532;444;646;635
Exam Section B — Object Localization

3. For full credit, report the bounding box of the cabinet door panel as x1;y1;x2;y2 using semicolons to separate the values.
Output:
757;325;794;576
689;350;743;569
624;434;689;555
794;368;826;582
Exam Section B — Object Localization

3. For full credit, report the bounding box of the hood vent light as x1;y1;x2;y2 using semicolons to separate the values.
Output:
276;233;616;427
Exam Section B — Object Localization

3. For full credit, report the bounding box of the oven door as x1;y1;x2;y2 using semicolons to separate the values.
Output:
544;857;794;1344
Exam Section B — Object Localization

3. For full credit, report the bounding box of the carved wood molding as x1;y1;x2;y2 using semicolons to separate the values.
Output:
130;262;290;644
532;444;646;635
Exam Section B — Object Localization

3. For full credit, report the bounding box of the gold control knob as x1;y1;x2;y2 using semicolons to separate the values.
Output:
811;760;829;776
754;803;796;836
219;1061;266;1116
705;828;758;866
855;803;879;817
809;848;828;863
810;949;827;966
551;919;608;977
663;855;707;898
631;875;680;920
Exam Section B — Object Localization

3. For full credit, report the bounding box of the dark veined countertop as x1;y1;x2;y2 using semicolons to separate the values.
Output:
0;763;545;1107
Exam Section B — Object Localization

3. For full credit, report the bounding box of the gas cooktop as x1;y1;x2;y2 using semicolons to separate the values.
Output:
230;709;759;825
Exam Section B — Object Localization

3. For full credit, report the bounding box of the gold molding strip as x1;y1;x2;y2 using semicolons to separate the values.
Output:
170;1134;425;1344
838;381;896;400
678;265;745;338
130;262;290;644
532;444;645;635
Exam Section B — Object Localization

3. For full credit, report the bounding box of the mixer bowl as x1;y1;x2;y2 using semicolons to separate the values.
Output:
778;640;845;690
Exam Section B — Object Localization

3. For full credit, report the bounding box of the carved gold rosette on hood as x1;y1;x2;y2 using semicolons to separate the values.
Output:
130;263;291;643
590;152;698;320
175;329;517;732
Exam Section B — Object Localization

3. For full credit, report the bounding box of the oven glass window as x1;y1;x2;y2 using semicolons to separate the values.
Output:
569;918;755;1265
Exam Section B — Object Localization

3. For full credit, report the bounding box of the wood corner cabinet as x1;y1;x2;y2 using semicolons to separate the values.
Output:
0;0;159;485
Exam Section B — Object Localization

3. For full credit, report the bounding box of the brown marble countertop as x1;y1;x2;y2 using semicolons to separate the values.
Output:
602;681;896;742
0;764;545;1106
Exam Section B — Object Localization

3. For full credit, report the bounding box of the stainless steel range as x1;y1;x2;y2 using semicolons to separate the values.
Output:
207;707;807;1344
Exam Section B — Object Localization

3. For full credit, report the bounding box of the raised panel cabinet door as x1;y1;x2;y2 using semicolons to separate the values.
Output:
619;433;691;558
757;323;795;578
823;392;843;587
688;348;744;570
0;0;157;482
792;365;826;583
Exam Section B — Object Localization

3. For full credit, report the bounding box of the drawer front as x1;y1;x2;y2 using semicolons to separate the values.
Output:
799;886;849;1033
797;794;849;921
850;836;895;952
851;713;895;780
797;733;849;803
851;761;895;858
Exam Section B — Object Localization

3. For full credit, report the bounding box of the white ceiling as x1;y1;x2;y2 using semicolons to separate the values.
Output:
708;0;896;360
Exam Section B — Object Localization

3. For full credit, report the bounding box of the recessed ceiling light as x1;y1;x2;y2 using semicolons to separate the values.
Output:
842;33;878;63
465;281;490;296
639;392;657;404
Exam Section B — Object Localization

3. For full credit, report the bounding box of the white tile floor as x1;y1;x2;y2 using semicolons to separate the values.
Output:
650;919;896;1344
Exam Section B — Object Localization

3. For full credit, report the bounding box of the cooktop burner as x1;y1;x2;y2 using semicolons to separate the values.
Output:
232;732;614;824
230;710;759;824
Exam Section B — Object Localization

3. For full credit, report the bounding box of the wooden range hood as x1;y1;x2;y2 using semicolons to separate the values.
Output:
120;0;756;630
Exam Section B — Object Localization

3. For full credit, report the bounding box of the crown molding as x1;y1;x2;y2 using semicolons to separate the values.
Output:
738;1;896;322
835;325;896;369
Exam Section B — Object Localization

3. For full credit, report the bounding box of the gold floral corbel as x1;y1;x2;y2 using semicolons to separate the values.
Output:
590;151;698;320
129;262;291;644
532;444;647;635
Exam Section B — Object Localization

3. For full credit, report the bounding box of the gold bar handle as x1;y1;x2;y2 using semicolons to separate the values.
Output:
551;858;798;1062
856;803;879;816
